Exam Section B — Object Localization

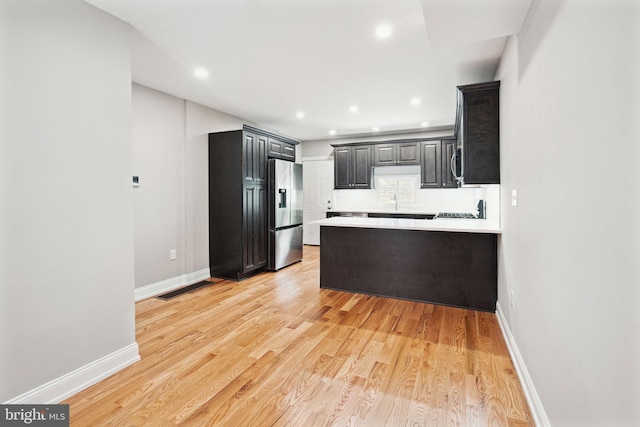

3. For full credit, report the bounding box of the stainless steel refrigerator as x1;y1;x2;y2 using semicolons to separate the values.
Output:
267;159;303;270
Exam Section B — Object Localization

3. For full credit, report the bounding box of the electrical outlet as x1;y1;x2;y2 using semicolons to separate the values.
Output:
511;189;518;207
509;290;515;310
170;249;177;260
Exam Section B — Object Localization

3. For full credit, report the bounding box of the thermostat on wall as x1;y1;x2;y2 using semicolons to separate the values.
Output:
133;176;140;187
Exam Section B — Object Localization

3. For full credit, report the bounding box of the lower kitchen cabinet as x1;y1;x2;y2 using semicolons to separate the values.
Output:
320;226;498;311
242;184;267;273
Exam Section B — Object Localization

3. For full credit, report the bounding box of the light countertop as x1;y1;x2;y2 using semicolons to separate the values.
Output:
310;216;501;234
327;209;437;215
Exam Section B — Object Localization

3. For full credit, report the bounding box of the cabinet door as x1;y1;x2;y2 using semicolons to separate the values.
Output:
334;146;352;189
255;134;267;183
268;138;283;158
243;131;256;183
352;145;371;188
396;142;420;165
373;144;396;166
243;185;267;272
420;140;441;188
268;138;296;161
333;145;372;189
282;142;296;161
243;131;267;184
441;139;458;188
458;82;500;184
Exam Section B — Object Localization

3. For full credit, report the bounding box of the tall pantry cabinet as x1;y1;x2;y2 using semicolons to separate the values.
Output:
209;126;268;280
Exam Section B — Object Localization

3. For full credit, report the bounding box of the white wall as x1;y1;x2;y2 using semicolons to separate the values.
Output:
496;0;640;425
0;0;137;402
131;85;246;289
184;100;245;273
332;185;499;220
132;85;186;287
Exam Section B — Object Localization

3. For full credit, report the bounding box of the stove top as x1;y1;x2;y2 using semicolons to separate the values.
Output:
436;212;477;219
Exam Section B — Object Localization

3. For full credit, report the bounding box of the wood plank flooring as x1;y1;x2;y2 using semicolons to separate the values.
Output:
63;245;533;426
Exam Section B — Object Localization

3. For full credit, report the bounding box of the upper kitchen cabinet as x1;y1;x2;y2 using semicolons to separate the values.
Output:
373;141;420;166
420;139;460;189
455;81;500;185
441;139;458;188
267;137;296;162
333;144;372;189
420;140;441;188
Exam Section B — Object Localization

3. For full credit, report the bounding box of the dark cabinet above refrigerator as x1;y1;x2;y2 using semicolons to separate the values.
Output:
268;138;296;161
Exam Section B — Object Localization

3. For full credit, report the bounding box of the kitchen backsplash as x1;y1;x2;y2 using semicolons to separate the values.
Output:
332;184;500;221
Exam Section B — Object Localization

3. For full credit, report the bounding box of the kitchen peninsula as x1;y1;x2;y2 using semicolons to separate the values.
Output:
313;216;500;311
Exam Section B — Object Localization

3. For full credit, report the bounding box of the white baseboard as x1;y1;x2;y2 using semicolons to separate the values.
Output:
134;268;211;302
495;302;551;427
5;342;140;404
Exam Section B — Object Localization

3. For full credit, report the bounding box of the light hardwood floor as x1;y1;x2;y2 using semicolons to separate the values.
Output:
64;245;533;426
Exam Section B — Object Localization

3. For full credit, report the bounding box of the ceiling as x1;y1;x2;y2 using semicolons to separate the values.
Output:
84;0;531;141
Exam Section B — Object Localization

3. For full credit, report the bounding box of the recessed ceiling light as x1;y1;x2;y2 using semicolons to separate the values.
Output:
296;111;305;119
194;67;209;79
375;24;392;39
372;126;379;132
421;122;430;127
411;97;422;106
349;105;359;113
329;129;336;136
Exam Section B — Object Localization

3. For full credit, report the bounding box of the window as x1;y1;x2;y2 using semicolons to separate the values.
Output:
377;176;418;205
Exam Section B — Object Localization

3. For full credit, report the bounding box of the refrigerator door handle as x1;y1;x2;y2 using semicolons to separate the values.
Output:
278;188;287;208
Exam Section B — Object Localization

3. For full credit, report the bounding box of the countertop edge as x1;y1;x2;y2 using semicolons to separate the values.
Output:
310;217;502;234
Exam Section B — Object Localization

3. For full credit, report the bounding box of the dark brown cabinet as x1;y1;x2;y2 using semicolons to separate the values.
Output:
373;142;419;166
441;139;458;188
333;145;372;189
456;81;500;184
420;139;459;189
268;137;296;161
243;131;267;184
372;144;395;166
209;125;297;280
320;226;498;311
333;139;455;190
420;140;441;188
242;185;267;272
